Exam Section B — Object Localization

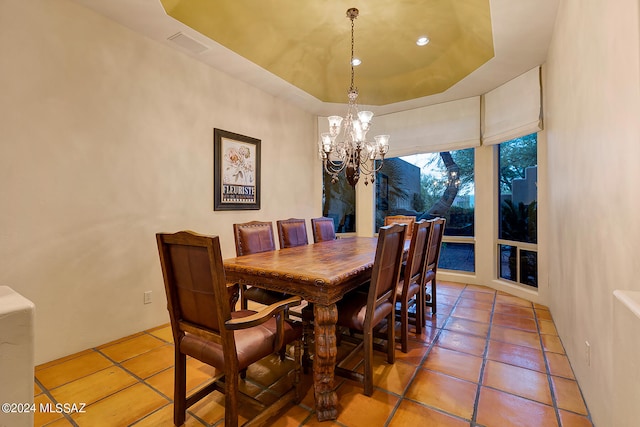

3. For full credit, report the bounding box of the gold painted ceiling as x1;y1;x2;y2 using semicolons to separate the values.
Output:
159;0;494;106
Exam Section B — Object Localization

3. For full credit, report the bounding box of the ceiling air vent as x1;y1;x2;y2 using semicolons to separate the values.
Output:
167;32;209;54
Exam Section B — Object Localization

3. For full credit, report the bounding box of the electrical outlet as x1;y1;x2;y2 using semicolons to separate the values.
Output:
144;291;152;305
585;341;591;367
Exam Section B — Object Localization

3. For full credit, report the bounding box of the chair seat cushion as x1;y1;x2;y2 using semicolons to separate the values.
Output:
336;290;393;331
395;279;421;301
180;310;302;371
244;287;289;306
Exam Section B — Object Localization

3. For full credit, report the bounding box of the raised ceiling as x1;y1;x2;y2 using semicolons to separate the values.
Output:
71;0;559;116
159;0;494;106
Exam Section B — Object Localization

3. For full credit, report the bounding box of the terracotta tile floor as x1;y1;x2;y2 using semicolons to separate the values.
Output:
34;282;594;426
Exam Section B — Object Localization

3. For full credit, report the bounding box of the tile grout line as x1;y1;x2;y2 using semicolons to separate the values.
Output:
534;306;564;427
34;376;80;427
34;348;113;392
560;347;595;423
35;346;147;426
472;298;596;426
34;293;594;426
87;346;179;425
534;308;594;425
333;282;459;426
38;327;297;426
124;330;212;426
94;346;173;400
35;330;171;396
469;286;498;427
142;328;173;345
383;282;452;426
138;330;224;427
386;283;479;426
95;345;223;427
470;296;585;425
101;343;213;427
447;284;492;426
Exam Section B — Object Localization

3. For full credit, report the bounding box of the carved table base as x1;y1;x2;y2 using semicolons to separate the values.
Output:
223;237;382;421
313;303;339;421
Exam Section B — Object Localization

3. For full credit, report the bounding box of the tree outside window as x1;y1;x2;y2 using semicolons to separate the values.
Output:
322;166;356;233
375;148;475;272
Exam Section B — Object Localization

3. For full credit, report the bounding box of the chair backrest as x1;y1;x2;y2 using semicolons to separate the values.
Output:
156;231;231;344
276;218;309;248
384;215;416;239
403;219;432;286
311;217;336;243
233;221;276;256
366;223;407;326
425;217;446;273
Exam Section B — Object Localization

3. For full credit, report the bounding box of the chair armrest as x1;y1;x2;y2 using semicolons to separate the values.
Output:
224;296;302;330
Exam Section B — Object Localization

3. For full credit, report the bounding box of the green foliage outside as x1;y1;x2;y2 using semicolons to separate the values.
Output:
498;134;538;287
501;199;537;243
498;133;537;193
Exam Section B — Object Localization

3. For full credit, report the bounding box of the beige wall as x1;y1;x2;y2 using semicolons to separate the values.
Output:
0;0;318;364
545;0;640;426
4;3;640;425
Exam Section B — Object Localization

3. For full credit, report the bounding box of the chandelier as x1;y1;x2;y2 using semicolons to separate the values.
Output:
319;7;390;187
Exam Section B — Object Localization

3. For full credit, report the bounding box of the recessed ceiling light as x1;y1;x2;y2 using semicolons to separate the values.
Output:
351;58;361;66
416;36;430;46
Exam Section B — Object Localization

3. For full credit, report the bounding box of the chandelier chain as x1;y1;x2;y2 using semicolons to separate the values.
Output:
350;15;355;93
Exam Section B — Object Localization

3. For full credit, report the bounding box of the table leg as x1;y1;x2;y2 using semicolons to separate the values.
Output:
313;303;338;421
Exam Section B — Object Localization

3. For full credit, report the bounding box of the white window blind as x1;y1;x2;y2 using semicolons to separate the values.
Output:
373;96;481;157
317;96;480;158
482;66;543;145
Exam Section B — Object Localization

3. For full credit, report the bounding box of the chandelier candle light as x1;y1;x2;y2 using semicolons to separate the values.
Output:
319;7;390;187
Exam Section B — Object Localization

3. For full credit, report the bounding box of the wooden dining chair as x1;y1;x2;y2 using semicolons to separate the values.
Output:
233;221;288;310
276;218;310;323
395;219;432;353
311;217;337;243
384;215;416;240
156;231;303;427
276;218;309;248
424;217;446;315
335;223;407;396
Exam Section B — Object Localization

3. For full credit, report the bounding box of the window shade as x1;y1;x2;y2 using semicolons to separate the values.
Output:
482;66;542;145
317;96;480;158
370;96;481;157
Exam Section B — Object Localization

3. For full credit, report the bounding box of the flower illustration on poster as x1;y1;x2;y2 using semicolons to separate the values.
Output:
223;143;254;185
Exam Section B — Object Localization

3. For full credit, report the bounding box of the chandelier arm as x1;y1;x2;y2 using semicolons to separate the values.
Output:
323;159;348;175
325;162;347;173
358;157;382;174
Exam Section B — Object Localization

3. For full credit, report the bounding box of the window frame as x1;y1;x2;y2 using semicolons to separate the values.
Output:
494;134;539;288
373;149;477;274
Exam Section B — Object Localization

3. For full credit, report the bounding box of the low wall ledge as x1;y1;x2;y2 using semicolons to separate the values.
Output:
613;290;640;320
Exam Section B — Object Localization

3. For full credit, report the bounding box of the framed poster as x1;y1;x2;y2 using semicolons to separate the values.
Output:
213;128;261;210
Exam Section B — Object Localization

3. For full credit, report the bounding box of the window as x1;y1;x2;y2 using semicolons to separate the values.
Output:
375;148;475;272
322;167;356;233
497;133;538;287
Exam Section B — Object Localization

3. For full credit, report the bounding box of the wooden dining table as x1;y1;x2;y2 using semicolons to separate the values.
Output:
223;237;381;421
